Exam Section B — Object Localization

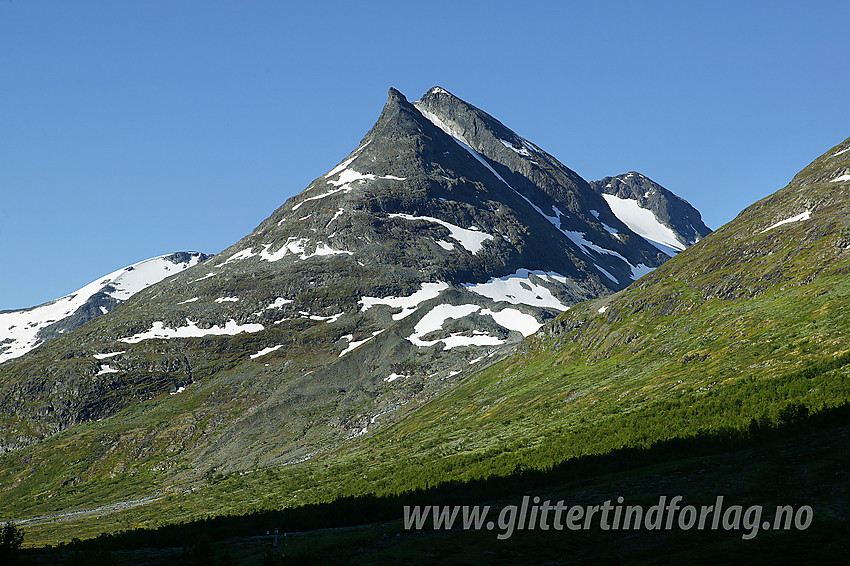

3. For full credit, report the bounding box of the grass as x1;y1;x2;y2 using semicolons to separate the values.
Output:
18;408;850;564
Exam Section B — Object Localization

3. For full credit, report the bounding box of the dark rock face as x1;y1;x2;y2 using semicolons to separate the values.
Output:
0;87;706;471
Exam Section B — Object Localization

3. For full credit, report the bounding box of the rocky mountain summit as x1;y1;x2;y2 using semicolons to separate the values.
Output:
0;87;706;471
591;172;711;254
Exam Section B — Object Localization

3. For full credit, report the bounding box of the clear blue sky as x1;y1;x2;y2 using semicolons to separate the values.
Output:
2;0;848;310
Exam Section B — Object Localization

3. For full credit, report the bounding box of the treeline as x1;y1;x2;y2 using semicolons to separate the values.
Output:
325;351;850;497
38;401;850;555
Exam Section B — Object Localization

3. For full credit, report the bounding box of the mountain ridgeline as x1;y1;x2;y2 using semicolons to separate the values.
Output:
0;252;209;364
0;88;707;494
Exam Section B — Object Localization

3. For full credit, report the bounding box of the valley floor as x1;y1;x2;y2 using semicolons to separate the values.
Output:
19;415;850;565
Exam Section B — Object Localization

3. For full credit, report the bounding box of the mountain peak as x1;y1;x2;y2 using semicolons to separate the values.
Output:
423;85;453;98
370;86;424;133
387;86;408;104
0;86;703;472
591;172;712;251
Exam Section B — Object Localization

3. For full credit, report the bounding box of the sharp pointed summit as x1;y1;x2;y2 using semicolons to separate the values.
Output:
0;87;705;473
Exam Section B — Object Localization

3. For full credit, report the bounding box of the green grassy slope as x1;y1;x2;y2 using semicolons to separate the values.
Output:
19;409;850;564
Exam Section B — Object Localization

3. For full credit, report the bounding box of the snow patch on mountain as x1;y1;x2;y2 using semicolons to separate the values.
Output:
761;210;812;233
301;243;353;260
499;138;532;157
389;213;493;254
601;194;686;253
96;364;119;376
326;208;345;228
0;253;206;364
409;330;505;350
479;307;541;336
360;282;450;320
514;189;561;226
102;255;203;300
339;329;385;357
339;335;371;357
411;304;481;336
594;264;619;284
299;311;343;323
291;186;351;211
630;264;656;278
327;169;377;187
562;229;629;264
597;218;621;237
256;239;353;262
119;319;264;344
222;248;257;265
93;351;125;360
323;140;372;179
250;345;283;359
295;165;407;212
403;298;546;351
259;241;303;261
264;298;293;310
464;269;570;311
